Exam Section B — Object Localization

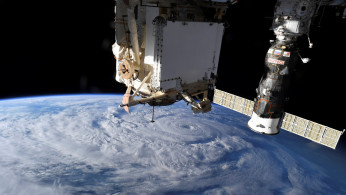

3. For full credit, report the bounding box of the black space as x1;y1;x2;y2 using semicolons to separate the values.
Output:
1;1;345;148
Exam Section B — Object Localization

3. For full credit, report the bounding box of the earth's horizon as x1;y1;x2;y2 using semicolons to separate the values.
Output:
0;94;345;194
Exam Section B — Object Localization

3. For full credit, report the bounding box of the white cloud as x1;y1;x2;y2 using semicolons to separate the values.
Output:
0;95;345;194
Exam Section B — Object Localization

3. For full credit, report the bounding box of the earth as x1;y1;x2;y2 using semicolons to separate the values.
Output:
0;95;345;194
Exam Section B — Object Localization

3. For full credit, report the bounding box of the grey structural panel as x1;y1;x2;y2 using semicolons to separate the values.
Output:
213;89;344;149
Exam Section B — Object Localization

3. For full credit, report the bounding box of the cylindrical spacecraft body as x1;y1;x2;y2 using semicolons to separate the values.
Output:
248;41;299;134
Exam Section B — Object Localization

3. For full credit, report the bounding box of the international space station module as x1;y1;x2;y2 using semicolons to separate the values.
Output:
113;0;227;113
112;0;344;149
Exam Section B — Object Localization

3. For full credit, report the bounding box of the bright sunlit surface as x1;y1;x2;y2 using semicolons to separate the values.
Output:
0;95;345;194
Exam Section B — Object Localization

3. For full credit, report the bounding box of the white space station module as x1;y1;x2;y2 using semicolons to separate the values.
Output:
112;0;344;149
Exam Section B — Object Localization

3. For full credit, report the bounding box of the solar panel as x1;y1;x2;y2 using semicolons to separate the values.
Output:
281;113;344;149
213;89;254;116
213;89;344;149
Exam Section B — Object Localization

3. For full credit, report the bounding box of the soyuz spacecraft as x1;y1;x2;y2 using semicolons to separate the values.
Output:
112;0;344;149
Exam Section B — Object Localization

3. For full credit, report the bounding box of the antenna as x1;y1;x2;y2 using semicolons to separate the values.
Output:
151;99;155;123
151;105;155;123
